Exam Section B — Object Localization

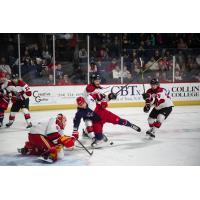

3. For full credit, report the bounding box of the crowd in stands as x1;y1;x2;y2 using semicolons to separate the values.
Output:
0;33;200;85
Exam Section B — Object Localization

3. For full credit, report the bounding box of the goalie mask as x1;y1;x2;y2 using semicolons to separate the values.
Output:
56;113;67;130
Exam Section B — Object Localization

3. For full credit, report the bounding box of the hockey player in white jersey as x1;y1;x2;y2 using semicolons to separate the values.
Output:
82;73;117;138
142;78;174;138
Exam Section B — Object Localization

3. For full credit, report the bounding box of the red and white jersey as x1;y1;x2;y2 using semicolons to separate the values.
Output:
83;84;103;98
84;83;109;103
146;87;174;110
0;80;18;109
30;117;63;144
10;80;32;99
1;79;17;93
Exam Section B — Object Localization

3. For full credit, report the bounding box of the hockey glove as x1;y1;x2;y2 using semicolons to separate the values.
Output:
100;100;108;109
142;93;150;100
108;92;117;100
96;93;106;101
143;104;151;113
72;130;79;140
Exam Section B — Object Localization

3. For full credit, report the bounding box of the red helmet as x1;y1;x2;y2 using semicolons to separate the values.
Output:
56;113;67;130
76;96;86;106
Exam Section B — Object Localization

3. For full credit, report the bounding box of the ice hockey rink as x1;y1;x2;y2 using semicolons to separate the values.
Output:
0;105;200;166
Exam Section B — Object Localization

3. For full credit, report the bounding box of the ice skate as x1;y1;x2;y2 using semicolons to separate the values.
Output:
91;134;109;148
146;128;155;138
26;122;32;129
17;147;29;155
6;122;13;128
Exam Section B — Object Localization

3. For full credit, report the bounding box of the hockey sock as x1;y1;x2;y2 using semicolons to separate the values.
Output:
22;108;31;124
9;112;16;123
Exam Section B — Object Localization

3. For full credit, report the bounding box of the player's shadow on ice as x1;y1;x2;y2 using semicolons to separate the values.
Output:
108;139;161;150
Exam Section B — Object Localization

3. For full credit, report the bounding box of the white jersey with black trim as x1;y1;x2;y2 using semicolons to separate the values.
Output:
30;118;63;136
148;88;174;110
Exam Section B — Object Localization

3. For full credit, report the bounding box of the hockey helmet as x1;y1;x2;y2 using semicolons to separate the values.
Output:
150;78;159;85
76;96;86;106
56;113;67;130
90;73;101;83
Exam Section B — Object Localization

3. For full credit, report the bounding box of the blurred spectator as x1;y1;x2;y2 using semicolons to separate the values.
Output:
42;46;51;60
58;74;71;85
154;50;161;60
89;62;98;73
145;57;159;71
159;57;171;71
177;38;188;49
150;34;156;47
112;65;122;79
107;58;118;72
155;71;160;80
41;66;50;78
0;57;11;75
193;72;200;82
35;57;43;77
98;48;108;60
174;70;183;81
79;48;87;59
124;72;133;83
47;74;54;85
122;66;131;78
160;71;171;82
195;54;200;66
133;59;141;74
71;66;86;83
55;64;64;79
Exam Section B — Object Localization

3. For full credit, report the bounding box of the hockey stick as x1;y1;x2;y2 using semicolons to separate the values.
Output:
114;82;130;96
140;57;162;93
76;138;93;156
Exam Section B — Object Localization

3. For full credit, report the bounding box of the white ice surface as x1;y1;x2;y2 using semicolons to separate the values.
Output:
0;106;200;166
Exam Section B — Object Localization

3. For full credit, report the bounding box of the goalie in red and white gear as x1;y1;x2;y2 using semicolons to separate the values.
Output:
18;114;75;163
142;78;174;138
6;74;32;128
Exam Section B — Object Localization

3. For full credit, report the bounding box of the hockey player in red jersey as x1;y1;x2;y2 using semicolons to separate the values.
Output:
142;78;174;138
82;73;117;138
0;72;9;127
6;74;32;128
73;96;141;148
0;72;18;127
18;113;75;163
